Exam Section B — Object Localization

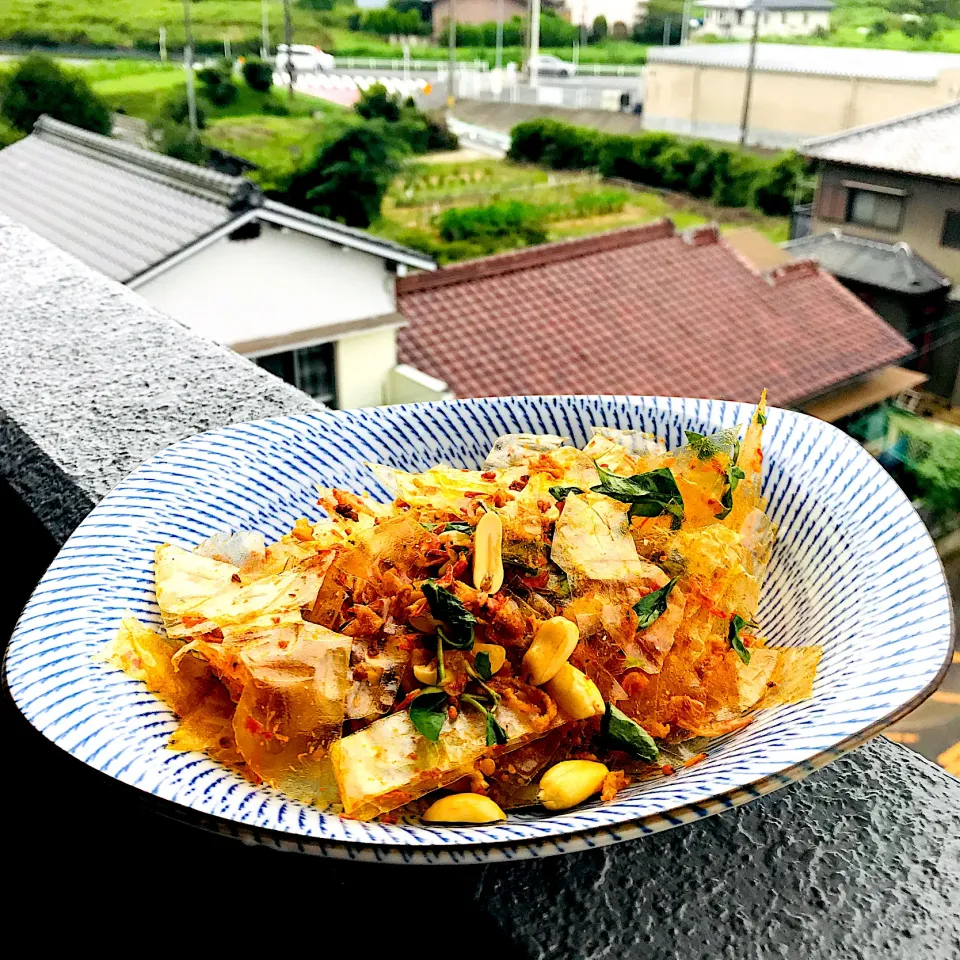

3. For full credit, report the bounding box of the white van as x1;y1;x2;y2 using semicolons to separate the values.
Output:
275;44;334;74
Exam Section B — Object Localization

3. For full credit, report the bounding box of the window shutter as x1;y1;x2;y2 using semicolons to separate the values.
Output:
815;182;848;222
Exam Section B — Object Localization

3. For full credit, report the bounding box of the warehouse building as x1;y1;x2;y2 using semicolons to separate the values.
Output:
643;44;960;148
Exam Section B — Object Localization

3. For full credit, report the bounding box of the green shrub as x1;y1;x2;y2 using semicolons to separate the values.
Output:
205;81;239;107
511;118;811;215
196;67;223;87
165;93;207;129
1;55;111;135
150;119;210;165
242;58;274;93
356;83;403;123
437;200;547;248
0;118;24;149
571;188;629;218
261;98;290;116
279;120;406;227
868;18;889;36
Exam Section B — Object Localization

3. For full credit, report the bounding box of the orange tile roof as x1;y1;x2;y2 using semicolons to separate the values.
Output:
396;220;912;406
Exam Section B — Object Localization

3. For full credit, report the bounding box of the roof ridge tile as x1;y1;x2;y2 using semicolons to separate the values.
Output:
396;219;677;294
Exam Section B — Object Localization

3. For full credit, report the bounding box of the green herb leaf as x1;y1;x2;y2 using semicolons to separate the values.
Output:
601;703;659;762
474;650;493;681
409;688;448;742
485;712;508;747
549;485;585;501
728;614;756;665
716;440;746;520
443;521;474;534
632;577;679;630
592;464;685;530
422;581;477;650
683;427;740;461
757;410;767;426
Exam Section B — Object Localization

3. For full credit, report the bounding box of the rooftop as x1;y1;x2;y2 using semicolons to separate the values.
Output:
0;115;434;283
784;230;952;296
396;221;912;407
803;102;960;181
646;43;960;81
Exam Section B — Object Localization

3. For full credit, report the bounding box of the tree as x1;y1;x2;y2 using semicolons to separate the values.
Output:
281;121;406;227
355;83;403;123
1;55;111;135
590;15;608;42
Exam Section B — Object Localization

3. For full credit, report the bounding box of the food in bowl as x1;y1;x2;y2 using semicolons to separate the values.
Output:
102;393;821;822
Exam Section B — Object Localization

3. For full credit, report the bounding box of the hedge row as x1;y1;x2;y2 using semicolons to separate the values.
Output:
507;119;812;216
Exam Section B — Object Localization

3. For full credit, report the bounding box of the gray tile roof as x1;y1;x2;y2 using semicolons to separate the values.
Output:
0;116;256;282
0;116;436;283
647;43;960;81
784;230;952;295
803;101;960;181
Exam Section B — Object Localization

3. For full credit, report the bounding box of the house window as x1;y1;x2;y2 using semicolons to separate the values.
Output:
847;188;904;231
941;210;960;249
736;10;743;24
255;341;337;405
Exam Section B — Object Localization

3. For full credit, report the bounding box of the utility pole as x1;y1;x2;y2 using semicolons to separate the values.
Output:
662;17;671;45
739;0;762;147
529;0;540;88
447;0;457;105
261;0;269;59
159;26;167;63
283;0;295;101
495;0;504;72
182;0;198;138
681;0;693;44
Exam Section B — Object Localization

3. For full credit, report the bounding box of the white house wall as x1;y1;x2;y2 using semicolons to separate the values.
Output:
335;327;398;408
698;8;830;38
136;225;397;351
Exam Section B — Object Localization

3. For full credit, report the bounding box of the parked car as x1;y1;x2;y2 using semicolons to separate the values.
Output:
525;54;576;79
275;44;334;74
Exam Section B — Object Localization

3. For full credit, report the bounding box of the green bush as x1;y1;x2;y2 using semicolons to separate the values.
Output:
356;83;403;123
509;118;812;216
196;67;223;87
572;188;630;218
354;84;458;154
0;118;24;149
205;81;239;107
151;119;210;165
242;58;274;93
0;55;111;135
868;18;889;36
165;93;207;129
279;119;406;227
261;98;290;116
437;200;547;248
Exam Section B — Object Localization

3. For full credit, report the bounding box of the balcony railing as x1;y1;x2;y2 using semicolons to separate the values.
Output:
1;213;958;951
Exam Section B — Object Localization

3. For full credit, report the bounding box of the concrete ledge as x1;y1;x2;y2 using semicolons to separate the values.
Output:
453;99;646;136
1;214;958;957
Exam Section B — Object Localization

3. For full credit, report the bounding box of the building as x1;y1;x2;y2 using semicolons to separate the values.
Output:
0;116;449;409
643;44;960;148
396;220;913;414
430;0;527;37
697;0;833;40
799;102;960;402
565;0;648;32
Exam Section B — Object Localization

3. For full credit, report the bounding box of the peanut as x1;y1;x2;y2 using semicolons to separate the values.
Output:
544;663;605;720
413;661;438;685
538;760;609;811
473;642;506;675
422;793;506;823
472;510;504;593
521;617;580;685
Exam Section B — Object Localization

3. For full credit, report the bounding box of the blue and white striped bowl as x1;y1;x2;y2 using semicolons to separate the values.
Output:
4;396;953;863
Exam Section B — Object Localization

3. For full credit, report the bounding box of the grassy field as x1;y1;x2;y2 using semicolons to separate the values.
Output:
374;157;788;263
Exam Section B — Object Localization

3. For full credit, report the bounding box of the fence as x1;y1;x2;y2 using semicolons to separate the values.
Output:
332;56;489;72
455;72;643;112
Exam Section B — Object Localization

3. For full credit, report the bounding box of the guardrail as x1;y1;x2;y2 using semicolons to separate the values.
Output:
333;56;489;72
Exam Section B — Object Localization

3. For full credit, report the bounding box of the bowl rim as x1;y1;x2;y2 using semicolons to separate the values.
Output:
4;395;954;862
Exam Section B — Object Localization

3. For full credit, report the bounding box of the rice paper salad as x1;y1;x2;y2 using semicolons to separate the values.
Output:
102;393;821;824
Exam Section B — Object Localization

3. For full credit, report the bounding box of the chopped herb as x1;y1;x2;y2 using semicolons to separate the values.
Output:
683;427;740;461
549;485;585;501
409;688;448;742
422;581;477;650
716;440;745;521
592;464;684;530
461;694;508;746
601;703;659;762
474;650;493;681
728;614;756;665
443;521;474;534
757;410;767;427
632;577;679;630
420;522;437;531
